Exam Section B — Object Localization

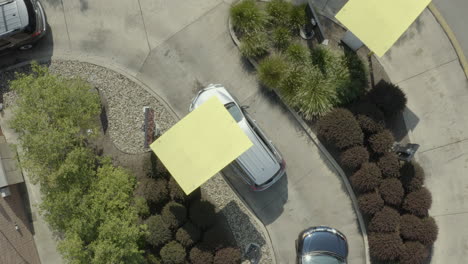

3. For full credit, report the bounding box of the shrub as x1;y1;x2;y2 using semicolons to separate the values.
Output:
402;187;432;217
134;196;150;218
350;162;382;193
368;130;394;154
340;146;369;171
377;153;400;178
214;247;242;264
137;177;168;205
266;0;292;28
176;222;201;248
230;0;266;34
146;253;161;264
369;81;407;117
290;4;307;28
368;232;403;261
145;215;171;247
358;191;384;216
350;100;386;134
317;108;363;149
162;201;187;229
271;27;292;51
285;43;310;66
278;66;307;101
368;206;400;233
160;241;186;264
239;32;269;59
258;54;290;90
400;241;429;264
342;50;368;99
202;225;229;251
287;67;337;118
379;178;404;206
189;200;216;230
400;215;438;245
190;246;214;264
168;177;187;203
400;161;425;193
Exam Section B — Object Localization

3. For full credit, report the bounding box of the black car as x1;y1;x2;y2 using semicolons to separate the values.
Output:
296;226;348;264
0;0;46;51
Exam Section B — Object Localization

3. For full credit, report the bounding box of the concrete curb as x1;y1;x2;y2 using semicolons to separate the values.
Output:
228;14;371;264
428;3;468;80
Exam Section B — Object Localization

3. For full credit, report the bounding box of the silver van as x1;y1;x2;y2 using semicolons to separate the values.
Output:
0;0;46;51
189;84;286;191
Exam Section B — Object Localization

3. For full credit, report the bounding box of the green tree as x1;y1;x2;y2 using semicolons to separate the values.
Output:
9;62;100;187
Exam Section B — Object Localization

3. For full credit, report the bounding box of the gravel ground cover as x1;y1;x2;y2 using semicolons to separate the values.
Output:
0;60;273;263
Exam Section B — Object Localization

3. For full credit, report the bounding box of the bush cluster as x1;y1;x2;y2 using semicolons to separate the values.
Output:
400;161;425;193
368;206;400;233
399;241;429;264
317;108;363;149
402;187;432;216
358;191;384;216
400;214;438;245
350;162;382;193
369;81;407;118
146;215;172;247
368;232;403;261
350;100;386;135
379;178;404;206
176;222;201;248
190;200;217;230
368;130;394;154
377;153;400;178
137;177;168;206
162;201;187;230
160;241;186;264
190;246;214;264
214;247;242;264
340;146;369;171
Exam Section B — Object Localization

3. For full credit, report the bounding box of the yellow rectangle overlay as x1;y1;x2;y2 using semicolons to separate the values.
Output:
151;97;252;194
336;0;431;57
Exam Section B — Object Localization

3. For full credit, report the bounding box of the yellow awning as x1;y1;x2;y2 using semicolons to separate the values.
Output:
150;97;253;194
336;0;431;57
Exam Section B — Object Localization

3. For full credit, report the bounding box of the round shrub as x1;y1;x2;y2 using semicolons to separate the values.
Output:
214;247;242;264
202;225;229;251
168;177;187;203
400;214;438;245
278;67;307;101
358;191;384;216
285;43;310;65
350;162;382;193
145;215;171;247
400;241;429;264
190;246;214;264
352;101;386;134
368;232;403;261
266;0;292;28
317;108;364;149
377;153;400;178
402;187;432;217
290;4;307;28
230;0;266;34
400;161;425;192
162;201;187;229
271;27;292;51
258;54;290;90
368;130;394;154
239;32;269;59
176;222;201;248
190;200;216;230
368;206;400;233
160;241;186;264
369;81;407;117
137;177;168;205
379;178;404;206
134;196;150;219
340;146;369;171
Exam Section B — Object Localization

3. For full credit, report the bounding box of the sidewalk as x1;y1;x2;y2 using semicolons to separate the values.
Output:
315;0;468;262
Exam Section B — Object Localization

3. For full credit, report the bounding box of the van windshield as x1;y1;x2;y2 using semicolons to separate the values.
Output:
225;102;243;123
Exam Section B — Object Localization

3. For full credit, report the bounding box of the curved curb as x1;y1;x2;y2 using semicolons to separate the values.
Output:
428;3;468;80
229;15;371;264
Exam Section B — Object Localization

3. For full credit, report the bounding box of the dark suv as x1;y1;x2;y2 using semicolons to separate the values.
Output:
0;0;46;51
296;226;348;264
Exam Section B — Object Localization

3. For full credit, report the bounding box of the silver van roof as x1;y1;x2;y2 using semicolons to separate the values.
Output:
0;0;28;36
